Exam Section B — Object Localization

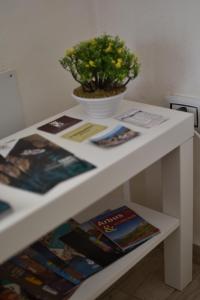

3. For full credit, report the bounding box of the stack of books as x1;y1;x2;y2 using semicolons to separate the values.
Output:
0;205;160;299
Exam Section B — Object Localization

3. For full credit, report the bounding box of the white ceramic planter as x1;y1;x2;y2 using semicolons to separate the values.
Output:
72;90;126;119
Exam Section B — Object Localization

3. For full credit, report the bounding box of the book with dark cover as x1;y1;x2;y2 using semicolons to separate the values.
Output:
61;227;122;267
0;134;96;194
34;220;102;280
0;262;74;300
91;206;160;251
0;200;12;218
0;278;33;300
38;116;82;134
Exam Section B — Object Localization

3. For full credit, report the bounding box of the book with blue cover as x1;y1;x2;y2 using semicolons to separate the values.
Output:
39;220;102;280
91;206;160;251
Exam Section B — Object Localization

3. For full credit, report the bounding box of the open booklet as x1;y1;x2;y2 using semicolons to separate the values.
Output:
0;134;96;194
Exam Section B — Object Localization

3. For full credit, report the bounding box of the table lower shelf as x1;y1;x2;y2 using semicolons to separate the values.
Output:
70;202;179;300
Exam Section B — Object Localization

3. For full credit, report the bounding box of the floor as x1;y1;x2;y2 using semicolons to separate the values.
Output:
97;246;200;300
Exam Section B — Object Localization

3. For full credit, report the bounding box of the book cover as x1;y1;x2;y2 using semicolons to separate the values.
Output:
62;123;107;142
0;278;33;300
79;211;121;254
0;262;67;300
23;247;79;285
60;227;122;267
91;206;160;251
90;125;139;147
38;219;102;279
0;200;12;218
12;252;63;284
0;134;96;194
38;116;82;134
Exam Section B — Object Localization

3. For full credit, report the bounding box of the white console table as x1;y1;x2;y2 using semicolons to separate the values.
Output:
0;100;193;299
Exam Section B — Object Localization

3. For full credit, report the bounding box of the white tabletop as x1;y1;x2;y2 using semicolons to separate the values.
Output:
0;100;193;263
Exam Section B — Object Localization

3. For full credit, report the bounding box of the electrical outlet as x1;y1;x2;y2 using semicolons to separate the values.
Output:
170;103;198;127
166;95;200;131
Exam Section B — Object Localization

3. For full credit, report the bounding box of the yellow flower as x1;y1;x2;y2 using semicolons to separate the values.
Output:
117;47;123;54
115;58;123;68
104;43;112;53
89;60;96;67
65;47;75;56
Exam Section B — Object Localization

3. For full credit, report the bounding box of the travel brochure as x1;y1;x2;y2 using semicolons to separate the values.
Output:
62;122;107;142
116;108;168;128
0;205;160;299
0;134;96;194
38;115;82;134
90;125;139;147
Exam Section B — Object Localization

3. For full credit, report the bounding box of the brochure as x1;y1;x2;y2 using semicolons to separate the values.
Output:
90;125;139;147
0;279;32;300
38;116;82;134
91;206;160;251
0;134;96;194
62;123;107;142
116;109;168;128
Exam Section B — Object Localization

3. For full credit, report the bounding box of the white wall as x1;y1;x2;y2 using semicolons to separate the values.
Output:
0;0;97;125
95;0;200;245
95;0;200;105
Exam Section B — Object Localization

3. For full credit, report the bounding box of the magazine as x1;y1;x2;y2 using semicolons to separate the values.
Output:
60;226;122;267
38;116;82;134
62;123;107;142
116;109;168;128
0;134;96;194
0;279;33;300
91;206;160;251
0;262;72;300
22;247;79;285
38;220;102;280
90;125;139;147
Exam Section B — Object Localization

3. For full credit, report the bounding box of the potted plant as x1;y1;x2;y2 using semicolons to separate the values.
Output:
60;34;140;118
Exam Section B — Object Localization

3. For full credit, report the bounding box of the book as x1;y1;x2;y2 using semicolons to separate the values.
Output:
60;226;122;267
0;278;33;300
22;247;79;285
0;134;96;194
0;200;12;218
62;122;107;142
0;262;74;300
91;206;160;251
38;116;82;134
37;220;102;280
90;125;139;147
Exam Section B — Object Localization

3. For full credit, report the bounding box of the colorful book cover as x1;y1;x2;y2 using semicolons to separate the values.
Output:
90;125;139;147
38;116;82;134
0;200;12;218
62;122;107;142
0;262;68;300
23;247;79;285
38;220;102;279
12;253;62;283
0;134;96;194
91;206;160;251
0;279;32;300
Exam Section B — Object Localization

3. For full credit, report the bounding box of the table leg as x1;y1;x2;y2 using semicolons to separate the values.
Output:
162;138;193;290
